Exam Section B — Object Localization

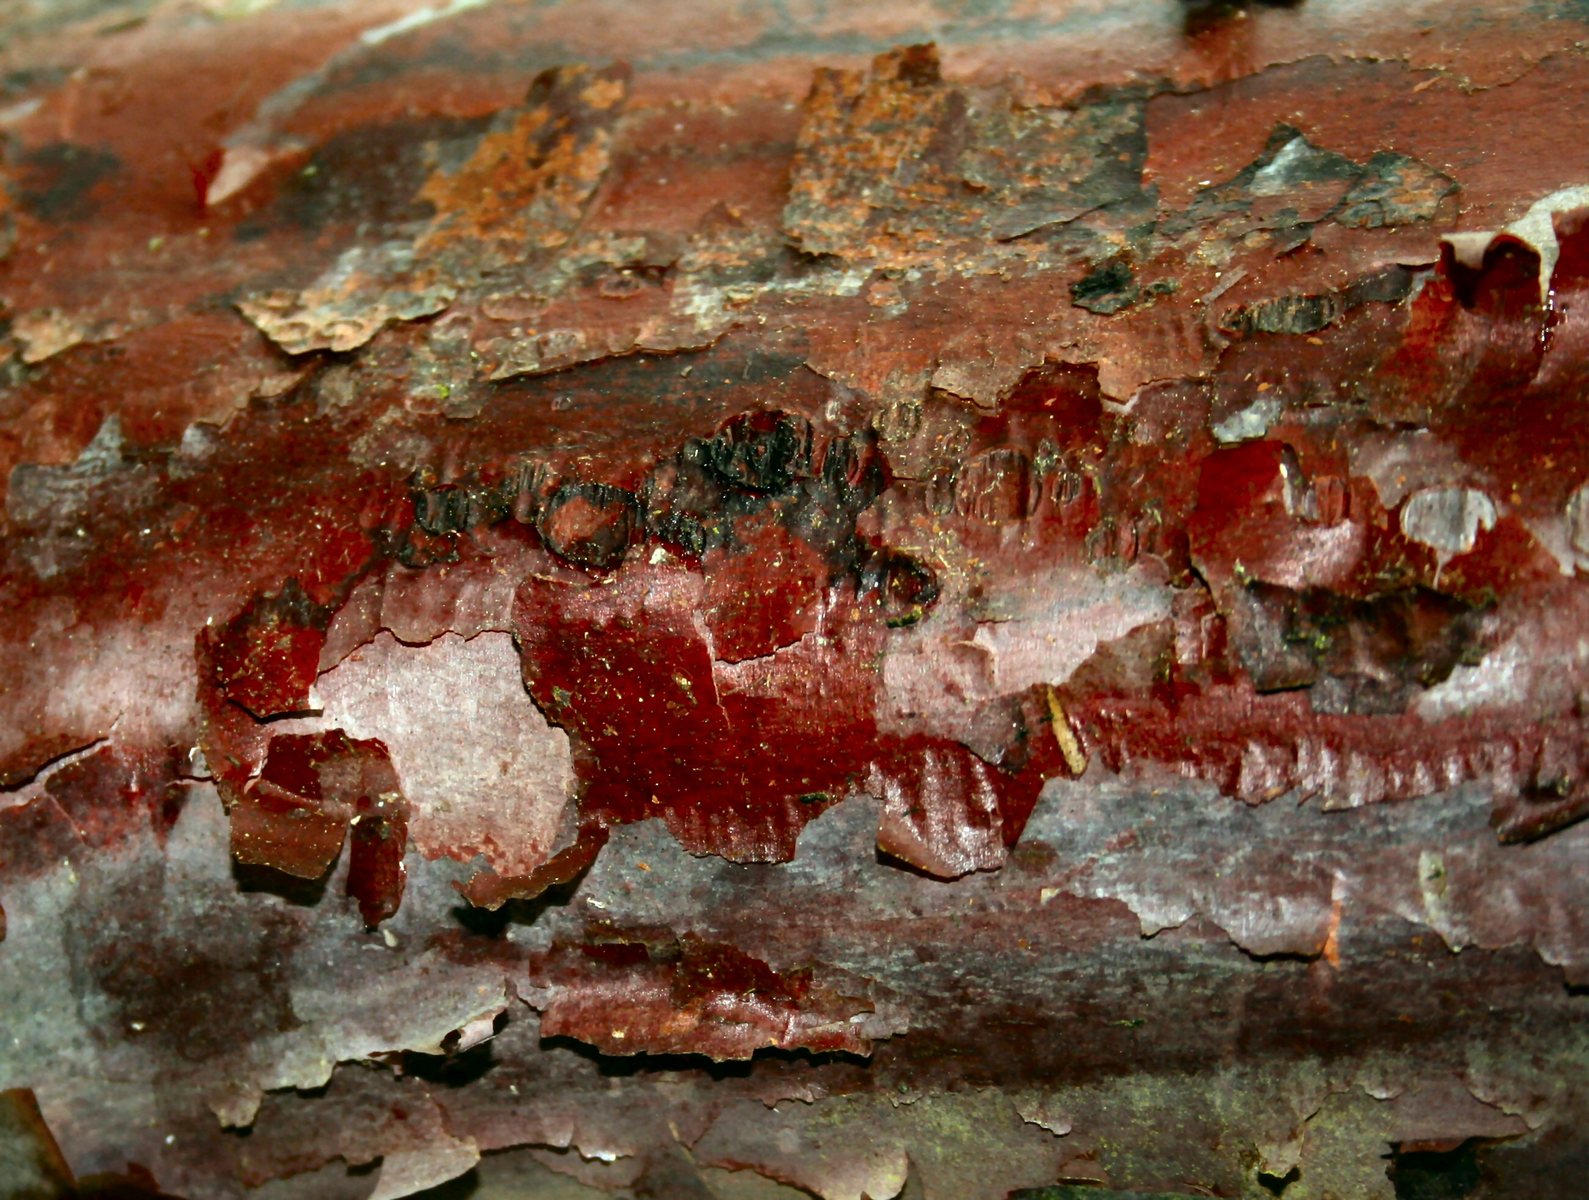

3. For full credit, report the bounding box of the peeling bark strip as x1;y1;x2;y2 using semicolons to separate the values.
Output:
2;0;1589;1196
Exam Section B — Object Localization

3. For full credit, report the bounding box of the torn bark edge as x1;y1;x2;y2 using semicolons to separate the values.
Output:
456;823;610;909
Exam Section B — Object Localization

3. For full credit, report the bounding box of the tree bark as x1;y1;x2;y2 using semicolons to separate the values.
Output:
2;1;1588;1197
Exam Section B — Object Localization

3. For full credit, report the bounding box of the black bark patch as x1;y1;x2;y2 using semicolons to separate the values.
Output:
15;142;120;222
687;409;813;493
1221;266;1418;335
1227;581;1489;711
1071;258;1140;314
271;113;487;235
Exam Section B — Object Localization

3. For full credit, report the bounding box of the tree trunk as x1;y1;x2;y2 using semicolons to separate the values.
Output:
2;1;1588;1197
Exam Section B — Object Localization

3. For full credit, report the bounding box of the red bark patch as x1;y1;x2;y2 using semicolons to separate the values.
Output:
231;730;407;918
526;929;893;1060
204;582;330;720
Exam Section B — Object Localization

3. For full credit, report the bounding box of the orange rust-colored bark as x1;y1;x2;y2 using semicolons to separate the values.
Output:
3;3;1589;1198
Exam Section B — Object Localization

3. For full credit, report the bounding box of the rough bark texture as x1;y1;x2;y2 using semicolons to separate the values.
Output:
2;1;1589;1197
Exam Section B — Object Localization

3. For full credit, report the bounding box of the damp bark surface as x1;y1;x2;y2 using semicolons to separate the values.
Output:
2;1;1589;1198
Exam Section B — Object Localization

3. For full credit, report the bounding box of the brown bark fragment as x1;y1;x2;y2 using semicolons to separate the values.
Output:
3;2;1589;1197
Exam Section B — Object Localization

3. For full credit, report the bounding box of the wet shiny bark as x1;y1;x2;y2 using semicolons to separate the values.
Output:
2;1;1589;1197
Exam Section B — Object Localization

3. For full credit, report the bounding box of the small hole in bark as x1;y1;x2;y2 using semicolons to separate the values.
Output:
1258;1165;1301;1195
402;1038;499;1088
1387;1140;1482;1200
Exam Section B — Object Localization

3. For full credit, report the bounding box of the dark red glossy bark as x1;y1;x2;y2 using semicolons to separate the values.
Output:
2;2;1589;1198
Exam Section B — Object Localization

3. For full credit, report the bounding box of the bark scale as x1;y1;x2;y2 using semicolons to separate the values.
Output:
2;1;1588;1197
